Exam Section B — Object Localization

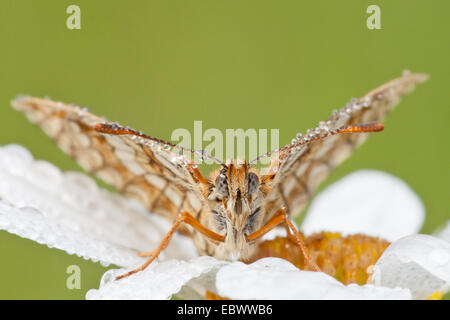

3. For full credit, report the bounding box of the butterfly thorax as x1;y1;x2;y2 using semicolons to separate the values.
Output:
196;160;267;260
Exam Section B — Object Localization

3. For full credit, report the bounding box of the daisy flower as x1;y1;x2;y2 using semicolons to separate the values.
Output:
0;144;448;300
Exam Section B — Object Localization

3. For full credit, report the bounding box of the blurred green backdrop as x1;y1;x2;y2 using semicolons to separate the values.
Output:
0;1;448;299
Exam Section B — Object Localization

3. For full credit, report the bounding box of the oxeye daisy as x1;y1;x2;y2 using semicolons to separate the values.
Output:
0;144;447;300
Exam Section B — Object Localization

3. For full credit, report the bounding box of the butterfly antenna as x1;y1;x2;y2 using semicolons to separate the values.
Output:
94;123;226;166
249;123;384;167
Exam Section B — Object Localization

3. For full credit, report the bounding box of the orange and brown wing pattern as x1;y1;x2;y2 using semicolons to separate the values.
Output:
11;97;205;223
260;72;428;219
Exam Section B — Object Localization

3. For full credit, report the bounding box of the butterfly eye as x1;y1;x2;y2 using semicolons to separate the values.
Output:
248;172;259;194
215;173;229;196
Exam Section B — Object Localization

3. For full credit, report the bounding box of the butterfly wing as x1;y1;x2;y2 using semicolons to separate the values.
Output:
12;97;205;224
261;72;428;219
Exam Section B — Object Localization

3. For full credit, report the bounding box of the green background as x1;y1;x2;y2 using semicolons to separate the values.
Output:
0;1;448;299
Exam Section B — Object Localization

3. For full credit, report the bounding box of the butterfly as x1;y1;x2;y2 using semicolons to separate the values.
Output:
12;71;427;280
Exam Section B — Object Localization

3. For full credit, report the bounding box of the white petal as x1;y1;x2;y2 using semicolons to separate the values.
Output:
86;256;226;300
0;200;141;267
372;234;450;299
88;256;411;300
434;220;450;243
216;258;411;300
302;170;425;241
0;144;197;264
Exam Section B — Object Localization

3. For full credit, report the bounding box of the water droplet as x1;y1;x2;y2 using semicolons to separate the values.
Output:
180;160;187;168
99;269;119;287
363;96;372;107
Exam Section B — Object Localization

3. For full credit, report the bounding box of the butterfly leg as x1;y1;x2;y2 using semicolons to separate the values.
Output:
283;215;321;272
116;211;225;280
246;208;320;272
